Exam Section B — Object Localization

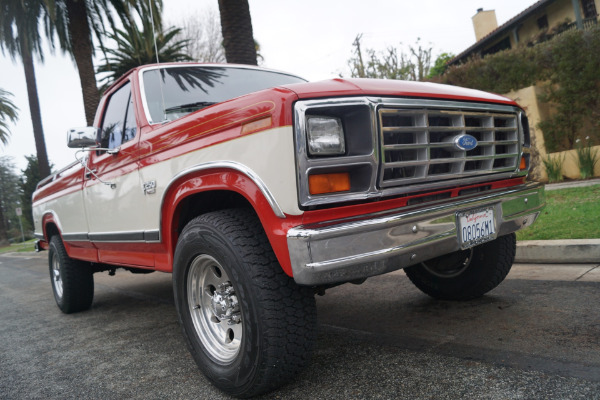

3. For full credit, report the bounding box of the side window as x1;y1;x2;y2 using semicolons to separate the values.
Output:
581;0;597;19
536;15;548;30
123;94;137;144
99;82;137;150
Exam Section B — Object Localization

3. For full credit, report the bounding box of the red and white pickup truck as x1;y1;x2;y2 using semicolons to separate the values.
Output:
32;63;545;397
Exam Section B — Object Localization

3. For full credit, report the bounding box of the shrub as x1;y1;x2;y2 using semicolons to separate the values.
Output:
542;154;564;183
574;137;599;179
443;45;542;94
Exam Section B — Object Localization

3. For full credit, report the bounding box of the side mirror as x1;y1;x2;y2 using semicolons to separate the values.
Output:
67;127;99;148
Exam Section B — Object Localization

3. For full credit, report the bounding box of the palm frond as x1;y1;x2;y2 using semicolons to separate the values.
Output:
0;88;19;146
96;19;192;89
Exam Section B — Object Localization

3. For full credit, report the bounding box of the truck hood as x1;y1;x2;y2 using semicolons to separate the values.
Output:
281;78;517;106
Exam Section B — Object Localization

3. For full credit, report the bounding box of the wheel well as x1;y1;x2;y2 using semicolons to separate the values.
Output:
45;223;60;240
174;190;254;237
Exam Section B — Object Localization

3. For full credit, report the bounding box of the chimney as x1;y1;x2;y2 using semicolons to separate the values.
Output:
472;9;498;41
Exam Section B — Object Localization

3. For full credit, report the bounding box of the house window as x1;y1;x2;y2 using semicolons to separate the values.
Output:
537;15;549;30
482;36;512;57
581;0;598;18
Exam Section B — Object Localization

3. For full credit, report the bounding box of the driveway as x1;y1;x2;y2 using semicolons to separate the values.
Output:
1;252;599;399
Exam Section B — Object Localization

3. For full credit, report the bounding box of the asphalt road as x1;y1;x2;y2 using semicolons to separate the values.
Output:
1;251;599;399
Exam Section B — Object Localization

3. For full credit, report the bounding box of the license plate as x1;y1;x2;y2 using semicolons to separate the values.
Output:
457;207;497;249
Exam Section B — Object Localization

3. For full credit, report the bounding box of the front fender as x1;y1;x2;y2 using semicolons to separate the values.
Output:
157;166;303;276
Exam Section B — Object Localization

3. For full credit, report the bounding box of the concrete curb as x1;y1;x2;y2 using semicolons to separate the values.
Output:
543;178;600;191
516;239;600;264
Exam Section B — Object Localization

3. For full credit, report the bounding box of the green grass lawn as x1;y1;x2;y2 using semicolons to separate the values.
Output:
517;184;600;240
0;239;36;254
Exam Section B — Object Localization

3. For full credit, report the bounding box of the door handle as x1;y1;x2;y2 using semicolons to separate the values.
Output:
85;169;97;179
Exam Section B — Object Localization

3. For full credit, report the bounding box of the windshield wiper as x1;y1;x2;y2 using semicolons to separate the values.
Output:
164;101;216;113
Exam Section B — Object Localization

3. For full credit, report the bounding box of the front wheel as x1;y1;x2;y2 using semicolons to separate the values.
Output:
173;209;316;398
48;235;94;313
404;233;516;300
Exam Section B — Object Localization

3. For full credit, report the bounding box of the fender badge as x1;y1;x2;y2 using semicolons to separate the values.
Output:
454;134;478;151
143;180;157;195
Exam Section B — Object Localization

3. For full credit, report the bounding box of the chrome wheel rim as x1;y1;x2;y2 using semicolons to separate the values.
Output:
187;254;242;364
422;248;473;278
51;252;63;298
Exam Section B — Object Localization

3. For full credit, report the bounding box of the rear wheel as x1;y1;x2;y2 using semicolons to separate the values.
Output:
173;209;316;398
48;235;94;313
404;233;516;300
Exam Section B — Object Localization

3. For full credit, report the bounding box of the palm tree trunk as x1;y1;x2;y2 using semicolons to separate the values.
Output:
20;38;51;179
218;0;257;65
65;0;99;127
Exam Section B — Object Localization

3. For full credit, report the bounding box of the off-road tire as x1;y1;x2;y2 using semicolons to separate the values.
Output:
173;208;317;398
48;235;94;313
404;233;516;300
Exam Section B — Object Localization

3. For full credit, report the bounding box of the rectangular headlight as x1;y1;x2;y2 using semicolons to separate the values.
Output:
306;116;345;155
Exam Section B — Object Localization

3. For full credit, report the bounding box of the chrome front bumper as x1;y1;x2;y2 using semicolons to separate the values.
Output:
34;240;44;252
287;182;545;285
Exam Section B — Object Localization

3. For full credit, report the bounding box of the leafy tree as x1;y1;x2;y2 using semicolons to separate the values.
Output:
407;38;432;81
45;0;163;126
0;88;19;146
96;19;191;89
173;8;225;63
347;34;412;80
0;157;24;245
347;34;433;81
20;155;46;230
0;0;52;178
217;0;257;65
427;52;454;79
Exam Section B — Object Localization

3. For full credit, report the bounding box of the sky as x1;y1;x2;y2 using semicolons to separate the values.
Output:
0;0;539;172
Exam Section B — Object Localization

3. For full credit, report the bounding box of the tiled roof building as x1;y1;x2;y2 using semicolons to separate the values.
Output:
451;0;599;65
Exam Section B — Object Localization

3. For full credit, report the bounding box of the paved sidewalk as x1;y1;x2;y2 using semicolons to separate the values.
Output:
543;177;600;191
516;239;600;264
509;263;600;281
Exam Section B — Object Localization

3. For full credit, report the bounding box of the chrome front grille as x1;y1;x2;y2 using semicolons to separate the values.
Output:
378;108;520;188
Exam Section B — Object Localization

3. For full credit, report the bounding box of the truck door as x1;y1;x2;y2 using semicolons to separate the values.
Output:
83;80;153;267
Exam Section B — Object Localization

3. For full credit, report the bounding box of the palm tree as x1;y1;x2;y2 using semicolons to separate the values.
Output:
217;0;257;65
0;88;19;146
0;0;52;178
45;0;163;126
97;20;191;89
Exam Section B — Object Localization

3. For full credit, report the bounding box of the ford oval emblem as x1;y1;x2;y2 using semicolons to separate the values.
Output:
454;134;478;151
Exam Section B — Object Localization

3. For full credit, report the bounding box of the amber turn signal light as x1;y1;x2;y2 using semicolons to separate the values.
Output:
308;173;351;195
241;116;272;135
520;156;527;170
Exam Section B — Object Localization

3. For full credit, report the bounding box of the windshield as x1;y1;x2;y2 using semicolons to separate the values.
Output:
141;66;306;123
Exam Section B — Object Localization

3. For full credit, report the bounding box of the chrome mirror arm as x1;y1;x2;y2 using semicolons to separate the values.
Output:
75;149;117;189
